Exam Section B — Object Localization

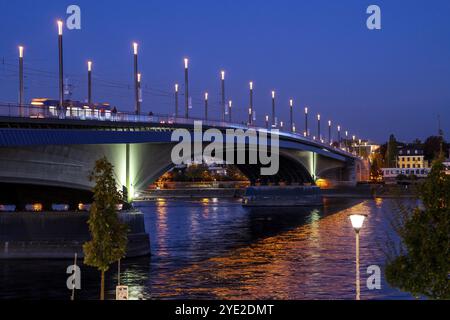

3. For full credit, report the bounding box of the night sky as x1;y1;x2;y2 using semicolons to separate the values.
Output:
1;0;449;143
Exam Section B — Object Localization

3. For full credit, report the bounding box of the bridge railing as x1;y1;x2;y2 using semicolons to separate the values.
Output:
0;103;358;158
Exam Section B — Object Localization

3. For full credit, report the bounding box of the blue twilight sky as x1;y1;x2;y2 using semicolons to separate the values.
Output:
0;0;449;143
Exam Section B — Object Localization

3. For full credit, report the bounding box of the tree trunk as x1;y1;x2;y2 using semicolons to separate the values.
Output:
100;271;105;300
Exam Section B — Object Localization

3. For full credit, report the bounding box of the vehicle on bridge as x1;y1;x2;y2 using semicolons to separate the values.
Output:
30;98;113;120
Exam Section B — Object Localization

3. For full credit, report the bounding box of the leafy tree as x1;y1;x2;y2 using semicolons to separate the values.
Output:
423;136;445;161
385;134;398;168
386;159;450;299
370;153;383;181
83;157;128;300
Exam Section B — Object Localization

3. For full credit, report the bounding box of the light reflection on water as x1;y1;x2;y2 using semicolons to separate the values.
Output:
0;197;414;300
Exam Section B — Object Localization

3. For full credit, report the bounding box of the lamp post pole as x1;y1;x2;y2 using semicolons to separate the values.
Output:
249;82;253;125
137;73;142;116
265;115;269;129
317;114;321;141
272;91;276;127
305;107;308;137
184;58;189;118
349;214;367;301
328;120;332;145
221;71;226;122
204;92;208;120
338;126;341;148
356;229;361;300
290;99;294;133
18;46;24;117
133;43;140;115
229;101;233;122
57;20;64;112
87;61;92;106
175;84;179;118
345;131;349;151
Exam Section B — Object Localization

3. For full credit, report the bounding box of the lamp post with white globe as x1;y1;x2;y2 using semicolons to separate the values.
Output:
349;214;367;300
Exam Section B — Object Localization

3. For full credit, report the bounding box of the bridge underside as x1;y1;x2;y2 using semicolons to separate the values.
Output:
0;142;359;203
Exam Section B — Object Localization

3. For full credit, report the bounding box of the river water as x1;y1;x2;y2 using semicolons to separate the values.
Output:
0;197;415;300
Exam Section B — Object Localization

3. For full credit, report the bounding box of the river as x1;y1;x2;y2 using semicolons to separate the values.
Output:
0;197;415;300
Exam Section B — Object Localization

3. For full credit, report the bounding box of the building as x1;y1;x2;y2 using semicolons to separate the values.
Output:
444;159;450;175
382;167;431;179
397;147;429;169
381;146;431;181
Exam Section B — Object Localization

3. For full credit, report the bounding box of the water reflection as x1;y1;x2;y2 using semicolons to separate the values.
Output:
0;198;414;300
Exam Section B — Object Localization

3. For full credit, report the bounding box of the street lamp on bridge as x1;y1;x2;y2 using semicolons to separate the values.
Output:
328;120;332;145
57;20;64;111
184;58;189;118
18;45;24;116
87;61;92;106
204;92;208;120
349;213;367;301
289;99;294;133
174;84;179;118
133;42;140;115
249;81;254;125
221;70;226;122
317;114;321;141
337;125;341;148
305;107;309;137
271;90;276;127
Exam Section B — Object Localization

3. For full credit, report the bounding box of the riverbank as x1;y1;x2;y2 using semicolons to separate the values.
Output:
0;210;150;259
137;188;245;200
136;184;418;201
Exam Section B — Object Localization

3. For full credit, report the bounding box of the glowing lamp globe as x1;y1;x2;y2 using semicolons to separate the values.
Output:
349;214;367;232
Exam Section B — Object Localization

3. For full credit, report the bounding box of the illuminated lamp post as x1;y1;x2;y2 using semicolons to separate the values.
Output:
349;214;367;301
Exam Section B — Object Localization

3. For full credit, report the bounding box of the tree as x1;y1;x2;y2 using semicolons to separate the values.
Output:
385;134;398;168
83;157;128;300
423;136;445;161
385;158;450;299
370;153;383;181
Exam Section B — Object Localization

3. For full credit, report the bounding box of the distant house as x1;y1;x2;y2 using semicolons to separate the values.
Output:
397;147;429;169
381;146;431;181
